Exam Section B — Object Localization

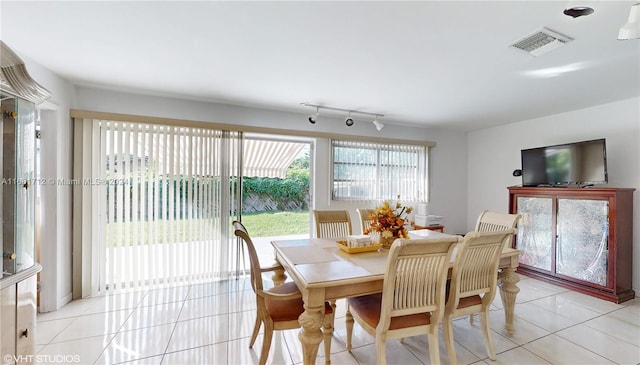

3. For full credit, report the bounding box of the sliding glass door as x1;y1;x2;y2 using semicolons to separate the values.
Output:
76;119;315;294
94;121;242;292
239;134;313;270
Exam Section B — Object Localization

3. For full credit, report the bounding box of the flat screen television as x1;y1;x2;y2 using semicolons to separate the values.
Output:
521;138;608;187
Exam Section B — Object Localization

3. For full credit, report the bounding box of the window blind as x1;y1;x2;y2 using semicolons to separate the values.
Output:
331;139;427;202
94;121;241;291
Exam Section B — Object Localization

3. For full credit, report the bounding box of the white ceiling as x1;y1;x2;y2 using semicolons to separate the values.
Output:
1;1;638;132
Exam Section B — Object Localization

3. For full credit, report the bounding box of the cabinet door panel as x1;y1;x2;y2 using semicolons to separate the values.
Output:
15;276;36;359
557;199;608;286
14;99;35;274
1;285;16;365
515;196;553;271
2;97;35;275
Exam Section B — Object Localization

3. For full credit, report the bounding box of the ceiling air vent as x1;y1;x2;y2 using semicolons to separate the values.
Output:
510;27;573;57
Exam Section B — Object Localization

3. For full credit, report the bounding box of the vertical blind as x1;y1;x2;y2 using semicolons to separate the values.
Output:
331;139;427;201
94;121;242;291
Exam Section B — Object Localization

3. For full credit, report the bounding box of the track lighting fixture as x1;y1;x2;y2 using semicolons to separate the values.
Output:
345;112;354;127
308;107;319;124
373;117;384;131
300;102;385;131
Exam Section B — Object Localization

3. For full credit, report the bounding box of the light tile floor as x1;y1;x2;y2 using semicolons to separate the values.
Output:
35;276;640;365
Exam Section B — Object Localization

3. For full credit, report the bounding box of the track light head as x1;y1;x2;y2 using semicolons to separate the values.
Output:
308;107;319;124
373;118;385;131
618;2;640;40
345;113;354;126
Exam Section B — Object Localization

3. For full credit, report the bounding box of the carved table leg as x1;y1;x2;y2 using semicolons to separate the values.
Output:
323;308;334;365
345;309;354;351
299;290;325;365
498;267;520;336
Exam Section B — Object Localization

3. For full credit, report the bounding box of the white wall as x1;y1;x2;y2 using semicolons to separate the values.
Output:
22;55;75;312
467;97;640;293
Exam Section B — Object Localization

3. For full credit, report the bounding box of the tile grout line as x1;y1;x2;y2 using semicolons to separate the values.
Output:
91;288;150;364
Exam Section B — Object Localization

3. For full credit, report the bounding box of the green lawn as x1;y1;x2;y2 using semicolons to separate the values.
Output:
105;210;310;245
241;210;310;237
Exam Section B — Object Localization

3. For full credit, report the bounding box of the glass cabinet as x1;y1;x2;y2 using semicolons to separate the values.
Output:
2;93;36;277
509;186;635;303
1;92;41;365
1;41;48;364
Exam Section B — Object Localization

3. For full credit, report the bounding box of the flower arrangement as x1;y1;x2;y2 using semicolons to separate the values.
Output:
364;197;413;248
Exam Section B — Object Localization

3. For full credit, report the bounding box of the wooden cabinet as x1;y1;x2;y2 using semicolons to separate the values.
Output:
508;186;635;303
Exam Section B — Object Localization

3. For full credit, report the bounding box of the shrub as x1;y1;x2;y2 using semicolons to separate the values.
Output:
242;154;310;211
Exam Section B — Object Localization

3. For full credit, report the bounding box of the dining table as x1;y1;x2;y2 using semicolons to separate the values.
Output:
270;229;523;365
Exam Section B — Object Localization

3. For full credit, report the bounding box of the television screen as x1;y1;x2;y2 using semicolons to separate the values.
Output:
521;139;608;186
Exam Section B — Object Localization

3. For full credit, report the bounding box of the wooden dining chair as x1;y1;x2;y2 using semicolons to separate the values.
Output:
313;209;353;238
442;229;517;365
345;236;460;365
356;208;374;234
469;210;521;323
312;209;353;321
475;210;521;233
232;221;335;365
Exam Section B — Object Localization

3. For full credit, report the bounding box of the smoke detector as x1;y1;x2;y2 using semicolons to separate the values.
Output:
510;27;573;56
